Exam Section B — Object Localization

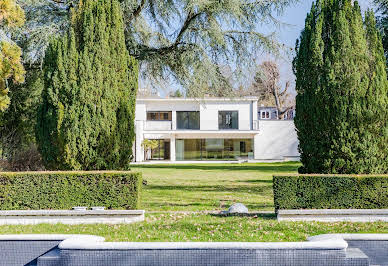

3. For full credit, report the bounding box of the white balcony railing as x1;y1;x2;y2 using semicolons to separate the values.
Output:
144;121;172;131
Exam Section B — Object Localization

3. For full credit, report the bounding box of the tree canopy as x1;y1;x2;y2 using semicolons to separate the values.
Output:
18;0;297;95
0;0;25;111
293;0;388;174
36;0;138;170
374;0;388;66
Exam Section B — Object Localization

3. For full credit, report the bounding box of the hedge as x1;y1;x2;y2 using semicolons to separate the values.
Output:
273;175;388;210
0;171;142;210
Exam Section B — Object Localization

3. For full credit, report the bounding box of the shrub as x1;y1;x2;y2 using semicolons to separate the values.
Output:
0;171;142;210
273;175;388;210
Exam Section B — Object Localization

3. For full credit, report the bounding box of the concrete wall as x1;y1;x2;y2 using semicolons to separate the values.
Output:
254;121;299;160
2;234;387;266
136;99;256;131
199;101;253;130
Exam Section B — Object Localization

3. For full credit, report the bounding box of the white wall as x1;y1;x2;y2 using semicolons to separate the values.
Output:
254;121;299;160
143;101;199;112
136;100;255;131
135;103;146;121
199;101;252;130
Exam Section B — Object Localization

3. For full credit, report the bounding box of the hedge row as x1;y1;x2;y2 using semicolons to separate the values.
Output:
273;175;388;210
0;171;142;210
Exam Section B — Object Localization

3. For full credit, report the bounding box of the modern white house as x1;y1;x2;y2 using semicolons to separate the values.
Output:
134;97;299;162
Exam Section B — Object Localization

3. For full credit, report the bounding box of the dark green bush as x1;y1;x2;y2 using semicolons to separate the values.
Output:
0;171;142;210
273;175;388;210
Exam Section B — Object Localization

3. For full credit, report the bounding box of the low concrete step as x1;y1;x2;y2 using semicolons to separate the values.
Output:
37;248;61;266
345;248;370;265
277;209;388;222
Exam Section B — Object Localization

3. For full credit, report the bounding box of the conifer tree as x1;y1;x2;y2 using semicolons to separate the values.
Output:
293;0;388;174
37;0;138;170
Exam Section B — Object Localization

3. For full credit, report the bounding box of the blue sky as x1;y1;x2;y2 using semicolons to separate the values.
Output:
276;0;375;49
259;0;376;95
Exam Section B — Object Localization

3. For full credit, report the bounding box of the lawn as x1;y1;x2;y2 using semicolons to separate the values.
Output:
134;162;300;211
0;162;387;242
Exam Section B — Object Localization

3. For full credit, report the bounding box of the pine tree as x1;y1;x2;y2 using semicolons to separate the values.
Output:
293;0;388;174
37;0;138;170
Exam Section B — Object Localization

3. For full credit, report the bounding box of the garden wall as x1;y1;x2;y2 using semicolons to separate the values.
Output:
273;174;388;210
254;121;299;160
0;171;142;210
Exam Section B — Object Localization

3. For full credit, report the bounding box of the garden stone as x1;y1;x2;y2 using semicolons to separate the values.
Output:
227;203;248;214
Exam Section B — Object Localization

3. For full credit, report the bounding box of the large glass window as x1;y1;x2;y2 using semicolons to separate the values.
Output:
176;139;253;161
177;111;200;130
147;111;172;121
146;140;170;160
218;111;238;130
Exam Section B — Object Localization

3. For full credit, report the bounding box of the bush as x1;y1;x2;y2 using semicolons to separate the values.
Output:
273;175;388;210
0;171;142;210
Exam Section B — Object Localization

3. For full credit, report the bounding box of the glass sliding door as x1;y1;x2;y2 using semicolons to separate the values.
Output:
175;138;253;161
147;139;170;160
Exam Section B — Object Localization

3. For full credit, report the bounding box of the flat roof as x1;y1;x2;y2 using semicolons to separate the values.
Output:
137;97;258;102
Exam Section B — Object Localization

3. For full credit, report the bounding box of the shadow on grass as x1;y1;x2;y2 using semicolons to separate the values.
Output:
131;162;300;173
145;184;273;194
237;179;273;184
210;212;276;220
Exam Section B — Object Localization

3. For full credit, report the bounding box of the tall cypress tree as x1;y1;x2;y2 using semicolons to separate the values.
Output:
293;0;388;174
37;0;138;170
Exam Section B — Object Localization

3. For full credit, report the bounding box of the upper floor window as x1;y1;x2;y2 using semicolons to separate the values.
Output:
147;111;172;121
218;111;238;130
260;110;271;120
177;111;200;130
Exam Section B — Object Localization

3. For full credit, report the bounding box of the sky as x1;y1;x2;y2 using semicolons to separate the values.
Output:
257;0;376;95
276;0;375;49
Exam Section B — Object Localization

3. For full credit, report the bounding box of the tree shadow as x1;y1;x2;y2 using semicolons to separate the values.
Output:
146;184;273;194
131;162;300;173
237;179;273;184
210;212;276;220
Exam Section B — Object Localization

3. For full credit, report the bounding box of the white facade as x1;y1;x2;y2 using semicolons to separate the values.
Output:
134;98;299;162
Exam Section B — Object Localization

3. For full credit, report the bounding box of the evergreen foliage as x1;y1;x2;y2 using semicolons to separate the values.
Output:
0;69;43;159
0;0;25;111
37;0;138;170
18;0;297;96
273;174;388;210
0;171;142;210
373;0;388;66
293;0;388;174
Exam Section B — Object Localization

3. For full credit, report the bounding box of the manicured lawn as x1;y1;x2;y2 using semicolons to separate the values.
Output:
0;162;387;242
132;162;300;211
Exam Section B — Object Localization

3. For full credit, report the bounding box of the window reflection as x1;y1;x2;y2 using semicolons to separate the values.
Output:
176;139;253;161
219;111;238;129
177;111;200;130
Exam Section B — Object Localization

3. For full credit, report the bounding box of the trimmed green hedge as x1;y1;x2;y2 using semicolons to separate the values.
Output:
0;171;142;210
273;175;388;210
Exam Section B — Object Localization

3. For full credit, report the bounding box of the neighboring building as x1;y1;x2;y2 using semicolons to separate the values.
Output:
258;106;296;120
134;98;299;162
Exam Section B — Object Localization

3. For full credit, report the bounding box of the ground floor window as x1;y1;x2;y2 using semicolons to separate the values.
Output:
145;139;170;160
176;139;253;161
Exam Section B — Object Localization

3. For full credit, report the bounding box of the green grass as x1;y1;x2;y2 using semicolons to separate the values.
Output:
0;162;387;242
133;162;300;211
1;213;387;242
